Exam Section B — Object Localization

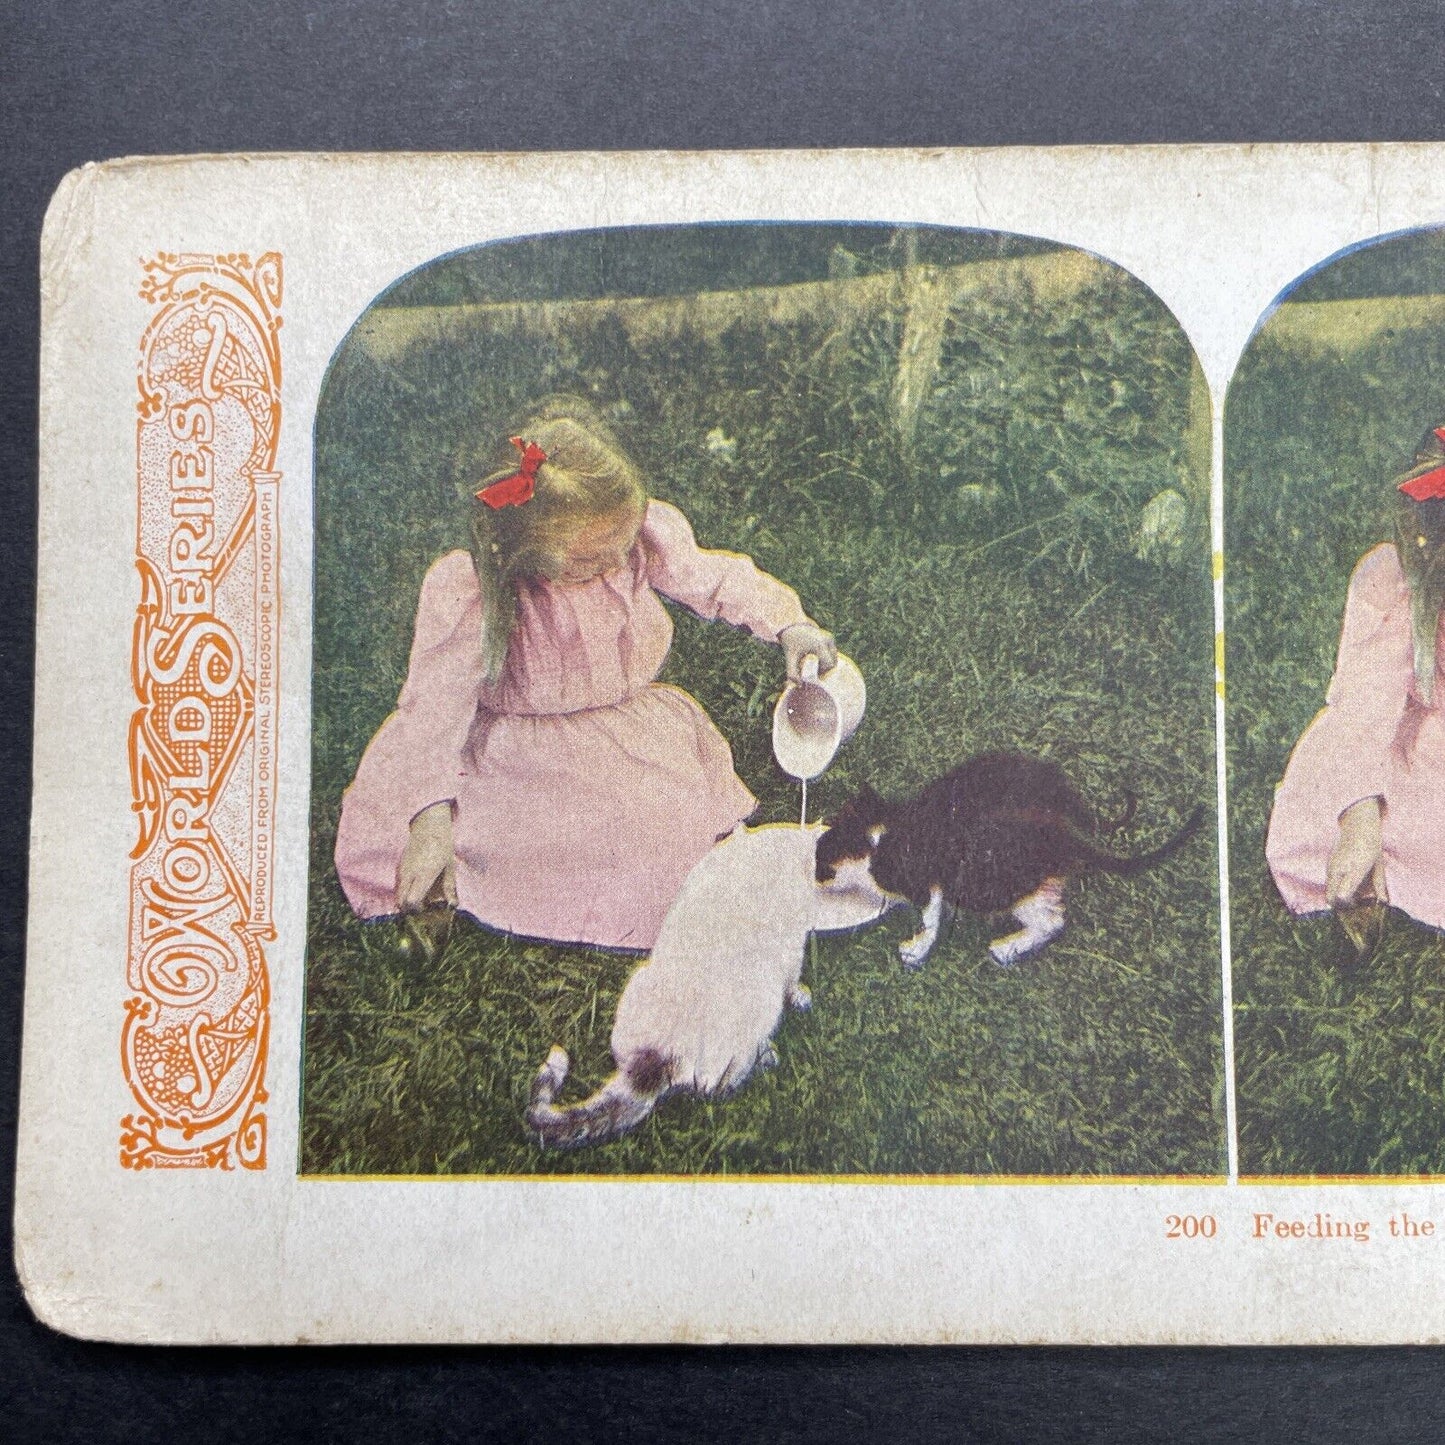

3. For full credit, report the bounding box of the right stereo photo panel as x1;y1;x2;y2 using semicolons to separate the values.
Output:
1228;227;1445;1179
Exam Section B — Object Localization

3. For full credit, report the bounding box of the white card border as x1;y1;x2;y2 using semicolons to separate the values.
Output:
18;145;1445;1343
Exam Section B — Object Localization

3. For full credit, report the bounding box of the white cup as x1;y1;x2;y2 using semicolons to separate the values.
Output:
771;651;867;780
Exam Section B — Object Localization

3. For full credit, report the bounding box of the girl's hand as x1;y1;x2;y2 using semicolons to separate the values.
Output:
397;801;458;912
779;622;838;681
1326;796;1387;909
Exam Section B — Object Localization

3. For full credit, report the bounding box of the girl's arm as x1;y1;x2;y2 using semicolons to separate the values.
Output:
642;500;836;673
1308;544;1417;908
345;551;485;911
389;550;490;825
1308;543;1415;825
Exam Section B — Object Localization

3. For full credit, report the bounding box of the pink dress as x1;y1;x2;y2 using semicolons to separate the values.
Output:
335;500;809;949
1266;543;1445;930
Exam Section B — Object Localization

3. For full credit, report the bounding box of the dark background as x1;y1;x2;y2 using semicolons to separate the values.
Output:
6;1;1445;1439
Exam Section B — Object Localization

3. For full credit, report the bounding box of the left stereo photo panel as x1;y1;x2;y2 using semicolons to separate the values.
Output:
301;223;1225;1181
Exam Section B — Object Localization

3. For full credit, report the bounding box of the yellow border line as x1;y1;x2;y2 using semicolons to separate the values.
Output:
298;1172;1229;1186
1240;1174;1445;1186
301;1172;1445;1186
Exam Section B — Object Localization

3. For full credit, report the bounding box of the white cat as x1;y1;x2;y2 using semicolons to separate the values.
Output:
526;823;889;1149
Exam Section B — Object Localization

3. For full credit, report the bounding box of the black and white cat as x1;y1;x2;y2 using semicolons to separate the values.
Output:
815;751;1203;968
526;823;889;1149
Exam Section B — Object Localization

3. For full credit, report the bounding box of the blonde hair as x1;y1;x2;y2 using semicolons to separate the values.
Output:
465;396;647;684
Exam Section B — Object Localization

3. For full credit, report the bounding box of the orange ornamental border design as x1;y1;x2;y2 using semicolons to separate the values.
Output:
121;252;282;1170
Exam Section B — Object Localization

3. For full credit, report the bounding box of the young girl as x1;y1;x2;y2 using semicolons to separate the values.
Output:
335;397;838;951
1266;425;1445;937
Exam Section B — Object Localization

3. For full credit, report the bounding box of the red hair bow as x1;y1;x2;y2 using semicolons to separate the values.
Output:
1399;428;1445;503
477;437;547;509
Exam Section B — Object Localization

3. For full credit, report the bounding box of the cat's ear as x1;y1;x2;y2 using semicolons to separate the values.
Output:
856;780;883;807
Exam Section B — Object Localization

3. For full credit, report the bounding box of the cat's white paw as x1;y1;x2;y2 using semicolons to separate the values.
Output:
899;935;933;970
988;937;1024;967
758;1043;780;1070
786;982;812;1012
991;884;1066;966
989;932;1049;967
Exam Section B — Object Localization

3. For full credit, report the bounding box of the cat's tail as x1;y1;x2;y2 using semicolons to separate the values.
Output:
525;1046;669;1150
1074;804;1205;875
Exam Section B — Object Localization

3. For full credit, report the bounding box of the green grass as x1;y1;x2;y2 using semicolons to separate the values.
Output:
1227;298;1445;1177
302;231;1222;1177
